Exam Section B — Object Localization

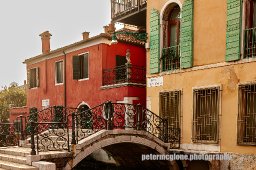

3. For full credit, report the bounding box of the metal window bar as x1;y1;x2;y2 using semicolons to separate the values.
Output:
244;27;256;58
238;84;256;145
192;87;219;143
159;91;181;148
160;91;181;130
161;45;180;72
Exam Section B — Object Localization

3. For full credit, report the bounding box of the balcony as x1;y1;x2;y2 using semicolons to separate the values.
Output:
111;0;147;27
161;45;180;72
102;64;146;86
244;27;256;59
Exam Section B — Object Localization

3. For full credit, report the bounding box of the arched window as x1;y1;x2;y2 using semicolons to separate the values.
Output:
164;5;180;48
245;0;256;29
161;4;181;71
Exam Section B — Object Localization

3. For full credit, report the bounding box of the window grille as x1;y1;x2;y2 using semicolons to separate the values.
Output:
238;84;256;145
193;87;220;143
159;91;181;130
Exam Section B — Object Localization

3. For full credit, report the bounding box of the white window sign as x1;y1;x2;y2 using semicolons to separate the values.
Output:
42;99;50;107
147;77;163;87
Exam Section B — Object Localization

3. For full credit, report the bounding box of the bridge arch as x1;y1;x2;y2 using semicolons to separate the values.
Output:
64;129;170;170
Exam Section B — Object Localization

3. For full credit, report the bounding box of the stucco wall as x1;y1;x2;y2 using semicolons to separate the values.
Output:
147;60;256;154
26;42;146;110
146;0;256;155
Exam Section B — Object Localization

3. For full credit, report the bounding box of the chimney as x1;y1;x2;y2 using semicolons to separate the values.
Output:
82;31;90;40
39;31;52;54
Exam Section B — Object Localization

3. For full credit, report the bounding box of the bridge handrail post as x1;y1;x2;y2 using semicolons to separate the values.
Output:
104;101;113;130
136;104;142;130
163;118;169;143
71;112;76;145
20;116;25;141
30;121;36;155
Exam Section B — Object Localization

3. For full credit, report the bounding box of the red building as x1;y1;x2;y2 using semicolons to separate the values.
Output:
10;24;146;122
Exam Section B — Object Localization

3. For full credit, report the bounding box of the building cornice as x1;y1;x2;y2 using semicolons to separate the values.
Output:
23;33;111;65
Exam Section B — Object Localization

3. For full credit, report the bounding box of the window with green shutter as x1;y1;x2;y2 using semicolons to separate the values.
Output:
180;0;194;68
161;5;181;71
150;9;160;74
244;0;256;59
226;0;242;61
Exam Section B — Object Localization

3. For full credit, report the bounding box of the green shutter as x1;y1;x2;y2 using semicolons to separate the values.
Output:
226;0;242;61
181;0;194;68
150;9;160;74
73;55;80;80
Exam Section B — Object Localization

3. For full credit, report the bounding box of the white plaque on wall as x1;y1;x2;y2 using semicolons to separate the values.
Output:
42;99;50;107
147;76;163;87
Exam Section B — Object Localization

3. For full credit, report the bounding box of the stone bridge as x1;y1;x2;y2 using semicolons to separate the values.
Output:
0;102;180;169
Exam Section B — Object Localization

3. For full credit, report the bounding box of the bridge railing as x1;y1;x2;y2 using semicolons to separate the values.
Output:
6;101;180;154
0;122;19;147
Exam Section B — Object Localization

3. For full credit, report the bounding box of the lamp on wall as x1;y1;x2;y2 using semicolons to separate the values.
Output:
111;31;147;45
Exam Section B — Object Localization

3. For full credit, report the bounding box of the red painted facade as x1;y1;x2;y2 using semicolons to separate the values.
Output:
10;32;146;122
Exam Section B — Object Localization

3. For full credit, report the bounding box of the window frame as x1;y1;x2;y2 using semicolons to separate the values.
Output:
160;3;181;72
159;90;182;145
192;86;221;144
29;67;40;89
242;0;256;59
237;82;256;145
73;52;89;81
55;60;64;85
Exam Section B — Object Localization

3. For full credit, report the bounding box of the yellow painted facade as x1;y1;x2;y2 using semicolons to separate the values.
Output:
146;0;256;155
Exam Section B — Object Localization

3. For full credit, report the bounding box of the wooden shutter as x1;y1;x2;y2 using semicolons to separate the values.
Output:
27;69;30;89
226;0;242;61
83;54;89;78
73;55;80;80
180;0;194;68
150;9;160;74
36;67;40;87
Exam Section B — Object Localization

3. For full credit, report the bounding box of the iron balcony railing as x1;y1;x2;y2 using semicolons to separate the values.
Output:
244;27;256;58
111;0;147;19
102;64;146;86
161;45;180;72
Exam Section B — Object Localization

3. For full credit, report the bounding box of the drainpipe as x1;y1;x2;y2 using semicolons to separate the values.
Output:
63;51;67;107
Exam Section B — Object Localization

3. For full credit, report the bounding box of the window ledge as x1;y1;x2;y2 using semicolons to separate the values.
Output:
29;87;39;90
148;58;256;78
55;83;64;86
78;78;89;81
101;82;146;89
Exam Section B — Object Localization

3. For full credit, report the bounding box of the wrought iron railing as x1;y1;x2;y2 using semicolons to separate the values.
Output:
0;122;19;147
161;45;180;72
3;101;180;154
244;27;256;58
102;64;146;86
111;0;147;19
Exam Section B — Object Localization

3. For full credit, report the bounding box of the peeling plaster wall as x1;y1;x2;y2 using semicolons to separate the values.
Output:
220;153;256;170
147;61;256;154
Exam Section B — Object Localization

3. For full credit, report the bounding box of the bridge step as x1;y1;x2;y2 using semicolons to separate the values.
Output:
0;153;27;164
0;160;38;170
0;147;30;157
